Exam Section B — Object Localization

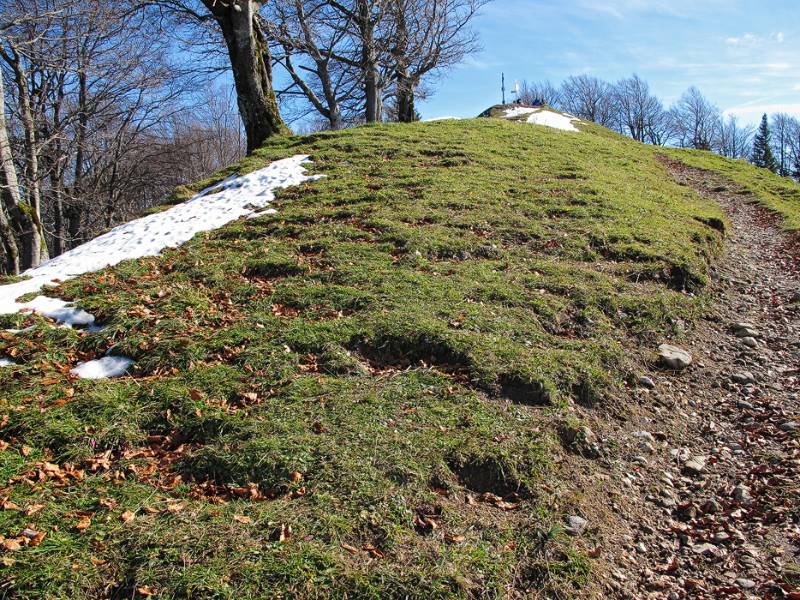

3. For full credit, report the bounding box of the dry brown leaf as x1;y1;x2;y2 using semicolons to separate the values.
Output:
445;534;466;544
1;500;20;511
362;543;384;558
165;502;184;514
120;510;136;523
24;503;44;516
2;539;21;552
20;446;31;457
136;586;155;597
98;497;118;510
278;523;291;543
233;515;252;524
341;542;359;554
74;516;92;532
289;471;303;483
188;389;203;401
90;557;107;566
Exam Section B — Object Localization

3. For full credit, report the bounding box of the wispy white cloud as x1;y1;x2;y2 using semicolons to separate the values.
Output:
726;32;759;46
724;102;800;120
772;31;785;43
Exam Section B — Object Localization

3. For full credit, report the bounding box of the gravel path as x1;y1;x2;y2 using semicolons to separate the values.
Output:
576;160;799;599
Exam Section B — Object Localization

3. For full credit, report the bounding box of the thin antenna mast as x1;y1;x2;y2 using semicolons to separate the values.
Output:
501;73;506;105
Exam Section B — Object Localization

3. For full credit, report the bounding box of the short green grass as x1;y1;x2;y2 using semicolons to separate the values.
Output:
0;117;725;598
667;148;800;230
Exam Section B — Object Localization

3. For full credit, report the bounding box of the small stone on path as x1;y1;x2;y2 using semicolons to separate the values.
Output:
657;344;692;369
740;337;758;348
731;371;755;385
683;456;706;475
565;515;587;536
638;375;655;389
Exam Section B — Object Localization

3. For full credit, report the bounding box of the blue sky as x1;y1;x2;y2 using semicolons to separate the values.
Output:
418;0;800;125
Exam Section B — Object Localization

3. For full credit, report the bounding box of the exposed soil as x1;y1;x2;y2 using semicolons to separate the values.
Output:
572;160;800;599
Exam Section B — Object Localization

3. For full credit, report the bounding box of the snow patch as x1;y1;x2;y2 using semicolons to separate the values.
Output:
502;106;539;119
0;155;322;323
501;106;583;132
0;358;14;367
21;296;96;327
525;110;581;132
71;356;134;380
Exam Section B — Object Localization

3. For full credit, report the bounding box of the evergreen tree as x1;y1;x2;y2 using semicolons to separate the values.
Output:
752;114;778;172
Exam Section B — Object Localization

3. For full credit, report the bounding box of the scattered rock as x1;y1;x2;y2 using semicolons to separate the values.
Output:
692;543;718;556
736;579;756;590
733;484;752;505
638;375;656;389
713;531;730;543
683;456;707;475
565;515;587;536
632;430;655;442
657;344;692;369
740;336;758;348
731;371;755;385
780;420;798;432
733;325;759;338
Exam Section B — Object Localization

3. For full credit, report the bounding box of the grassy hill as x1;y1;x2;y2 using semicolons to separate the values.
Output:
0;116;740;598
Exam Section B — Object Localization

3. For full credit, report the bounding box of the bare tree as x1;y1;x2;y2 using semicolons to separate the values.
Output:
560;75;614;126
786;116;800;180
612;74;667;143
265;1;363;130
770;113;793;176
670;87;720;150
145;0;289;152
0;0;242;273
518;79;562;108
715;114;753;159
386;0;487;123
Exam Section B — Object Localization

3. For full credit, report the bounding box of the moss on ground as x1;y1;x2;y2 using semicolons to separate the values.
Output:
0;118;725;598
667;147;800;230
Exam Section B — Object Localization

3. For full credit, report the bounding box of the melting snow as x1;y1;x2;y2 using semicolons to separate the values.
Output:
0;155;322;324
21;296;96;327
501;107;582;132
0;155;322;378
525;110;581;132
71;356;134;379
502;106;539;119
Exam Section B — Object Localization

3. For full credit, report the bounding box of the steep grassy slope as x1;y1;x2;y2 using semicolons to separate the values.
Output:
667;148;800;230
0;119;725;598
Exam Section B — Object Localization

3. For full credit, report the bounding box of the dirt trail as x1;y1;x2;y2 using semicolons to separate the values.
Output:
578;160;799;599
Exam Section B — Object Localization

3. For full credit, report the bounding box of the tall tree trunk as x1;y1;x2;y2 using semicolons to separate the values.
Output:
0;71;23;274
357;0;380;123
392;1;415;123
5;45;48;267
205;0;288;154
